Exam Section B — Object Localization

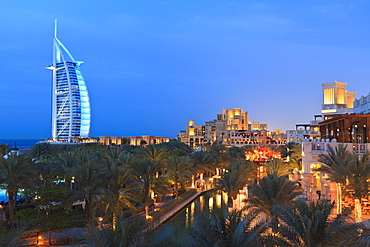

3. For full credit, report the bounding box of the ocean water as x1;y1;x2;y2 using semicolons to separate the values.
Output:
0;139;43;149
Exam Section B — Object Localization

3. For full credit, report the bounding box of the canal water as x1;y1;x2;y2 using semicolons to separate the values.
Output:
151;191;228;244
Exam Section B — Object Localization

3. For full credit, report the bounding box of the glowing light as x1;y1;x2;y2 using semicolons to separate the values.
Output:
216;194;222;206
191;201;195;223
185;208;189;228
189;128;195;135
209;197;214;211
321;109;336;113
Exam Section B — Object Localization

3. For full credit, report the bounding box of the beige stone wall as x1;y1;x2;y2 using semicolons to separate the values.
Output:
178;107;275;148
301;140;369;202
98;136;170;146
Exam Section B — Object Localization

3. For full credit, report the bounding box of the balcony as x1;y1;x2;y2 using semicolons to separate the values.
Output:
353;144;367;154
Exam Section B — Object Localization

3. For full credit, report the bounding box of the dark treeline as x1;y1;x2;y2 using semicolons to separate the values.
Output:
0;141;368;246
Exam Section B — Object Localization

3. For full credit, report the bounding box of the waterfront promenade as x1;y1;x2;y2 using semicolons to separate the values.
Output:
145;188;212;232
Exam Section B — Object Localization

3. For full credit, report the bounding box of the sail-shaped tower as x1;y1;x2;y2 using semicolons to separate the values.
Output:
46;20;91;142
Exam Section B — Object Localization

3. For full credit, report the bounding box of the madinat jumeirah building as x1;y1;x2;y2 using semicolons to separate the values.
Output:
178;108;286;148
45;21;91;142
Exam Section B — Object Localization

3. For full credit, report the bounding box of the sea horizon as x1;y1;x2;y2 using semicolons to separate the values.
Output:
0;139;45;149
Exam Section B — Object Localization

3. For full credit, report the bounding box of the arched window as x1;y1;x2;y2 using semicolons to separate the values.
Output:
351;122;367;143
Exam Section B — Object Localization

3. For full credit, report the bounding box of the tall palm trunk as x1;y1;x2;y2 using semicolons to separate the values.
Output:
227;195;233;208
174;176;179;199
85;195;92;225
180;181;185;194
354;197;362;222
112;212;118;230
336;183;342;214
7;190;16;228
144;179;151;218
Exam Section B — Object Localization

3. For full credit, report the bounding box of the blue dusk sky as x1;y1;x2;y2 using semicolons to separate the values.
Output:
1;1;370;139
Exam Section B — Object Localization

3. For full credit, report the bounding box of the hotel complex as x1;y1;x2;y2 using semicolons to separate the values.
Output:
285;81;370;219
178;108;285;148
286;81;356;144
45;21;91;142
99;136;170;146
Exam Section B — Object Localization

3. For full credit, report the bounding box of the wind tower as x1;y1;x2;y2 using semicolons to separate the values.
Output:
321;81;356;115
45;20;91;142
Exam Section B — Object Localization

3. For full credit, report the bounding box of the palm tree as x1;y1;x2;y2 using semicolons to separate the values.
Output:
35;156;63;186
190;206;270;247
207;142;230;168
28;142;52;160
289;143;302;159
72;156;108;224
346;152;370;200
0;153;36;227
317;144;352;185
289;156;302;170
84;217;146;247
84;216;178;247
216;160;256;207
242;145;257;158
158;140;192;156
227;146;246;161
128;157;169;218
272;199;362;247
246;172;302;216
266;145;280;159
317;144;354;214
0;221;24;247
57;150;83;191
165;153;192;198
189;150;215;183
279;142;300;159
0;144;10;156
263;158;294;177
344;151;370;221
105;148;127;161
140;144;167;175
99;158;139;229
140;140;147;147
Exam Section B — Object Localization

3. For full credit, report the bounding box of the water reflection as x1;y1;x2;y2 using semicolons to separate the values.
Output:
153;191;227;244
209;197;213;211
216;194;222;206
185;207;189;229
191;201;195;223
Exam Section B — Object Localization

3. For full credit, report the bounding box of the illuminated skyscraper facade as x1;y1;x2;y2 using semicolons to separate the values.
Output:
45;21;91;142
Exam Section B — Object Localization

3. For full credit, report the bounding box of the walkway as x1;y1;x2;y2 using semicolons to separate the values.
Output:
145;188;212;232
124;190;174;221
